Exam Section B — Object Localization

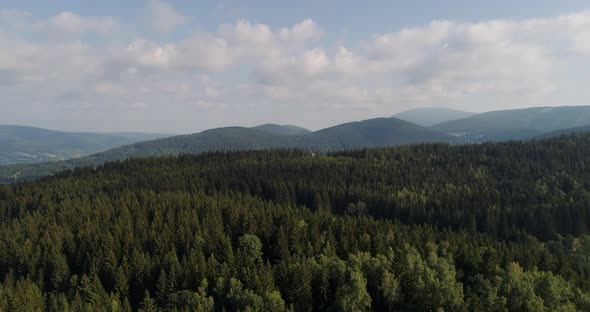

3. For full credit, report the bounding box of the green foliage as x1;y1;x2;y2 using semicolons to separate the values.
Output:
333;268;372;311
139;290;157;312
238;234;263;263
1;135;590;310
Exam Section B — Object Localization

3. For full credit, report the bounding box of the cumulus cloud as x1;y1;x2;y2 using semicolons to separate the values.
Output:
279;19;324;42
176;35;233;71
45;11;119;35
146;0;189;33
123;38;177;69
0;9;32;30
1;7;590;132
0;9;119;36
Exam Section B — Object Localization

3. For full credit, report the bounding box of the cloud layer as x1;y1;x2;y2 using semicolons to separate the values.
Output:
1;3;590;132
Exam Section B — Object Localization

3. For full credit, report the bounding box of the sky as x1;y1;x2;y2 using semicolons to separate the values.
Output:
1;0;590;133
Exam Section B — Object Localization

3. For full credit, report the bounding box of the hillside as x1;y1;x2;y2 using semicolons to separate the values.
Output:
0;125;171;165
535;125;590;139
252;124;311;136
105;131;176;142
6;105;590;183
0;118;454;182
2;135;590;310
302;117;456;151
89;127;293;160
392;107;476;126
431;106;590;141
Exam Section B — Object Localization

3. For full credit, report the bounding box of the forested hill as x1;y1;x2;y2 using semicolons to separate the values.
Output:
1;134;590;310
252;124;312;136
0;117;457;183
393;107;476;126
0;125;171;165
535;125;590;139
431;105;590;141
302;117;454;150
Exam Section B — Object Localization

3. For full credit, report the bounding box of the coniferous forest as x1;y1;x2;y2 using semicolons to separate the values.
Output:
2;134;590;311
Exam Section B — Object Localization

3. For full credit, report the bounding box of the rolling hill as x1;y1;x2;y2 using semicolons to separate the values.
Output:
534;125;590;139
252;124;311;136
392;107;476;126
0;125;171;165
9;104;590;183
302;117;456;151
0;117;455;182
431;106;590;141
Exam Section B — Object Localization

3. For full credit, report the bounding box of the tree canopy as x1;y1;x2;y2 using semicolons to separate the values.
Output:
1;134;590;310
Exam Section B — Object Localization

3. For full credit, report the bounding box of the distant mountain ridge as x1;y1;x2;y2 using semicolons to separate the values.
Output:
252;124;311;136
302;117;455;151
0;117;456;182
430;106;590;142
534;125;590;139
3;105;590;183
37;117;456;161
393;107;476;126
0;125;171;165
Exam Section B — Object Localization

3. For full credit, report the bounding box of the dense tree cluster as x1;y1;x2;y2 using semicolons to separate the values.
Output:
1;134;590;310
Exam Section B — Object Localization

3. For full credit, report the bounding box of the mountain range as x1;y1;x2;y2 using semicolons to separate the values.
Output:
0;118;455;182
431;106;590;141
0;125;171;165
392;107;476;126
252;124;312;136
2;105;590;182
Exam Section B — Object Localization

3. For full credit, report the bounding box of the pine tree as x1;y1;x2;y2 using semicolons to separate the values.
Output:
139;290;158;312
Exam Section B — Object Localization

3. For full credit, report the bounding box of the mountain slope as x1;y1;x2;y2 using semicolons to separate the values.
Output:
535;125;590;139
252;124;311;136
97;117;455;156
0;125;171;165
431;106;590;141
0;118;454;182
393;107;476;126
0;127;293;183
106;132;175;142
303;117;456;151
94;127;292;160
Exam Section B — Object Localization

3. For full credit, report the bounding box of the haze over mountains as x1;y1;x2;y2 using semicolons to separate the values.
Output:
2;105;590;183
392;107;477;126
0;117;456;182
431;106;590;141
252;124;312;136
0;126;171;165
301;117;454;150
535;125;590;139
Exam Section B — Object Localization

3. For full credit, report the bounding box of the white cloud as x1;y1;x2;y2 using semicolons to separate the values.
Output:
0;9;119;36
227;20;274;44
1;9;590;132
0;9;32;30
300;48;330;77
333;47;361;76
124;38;177;69
279;19;324;42
176;35;233;71
146;0;189;33
45;11;119;35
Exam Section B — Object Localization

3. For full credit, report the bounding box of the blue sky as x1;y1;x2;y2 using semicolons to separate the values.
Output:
1;0;590;133
6;1;589;30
